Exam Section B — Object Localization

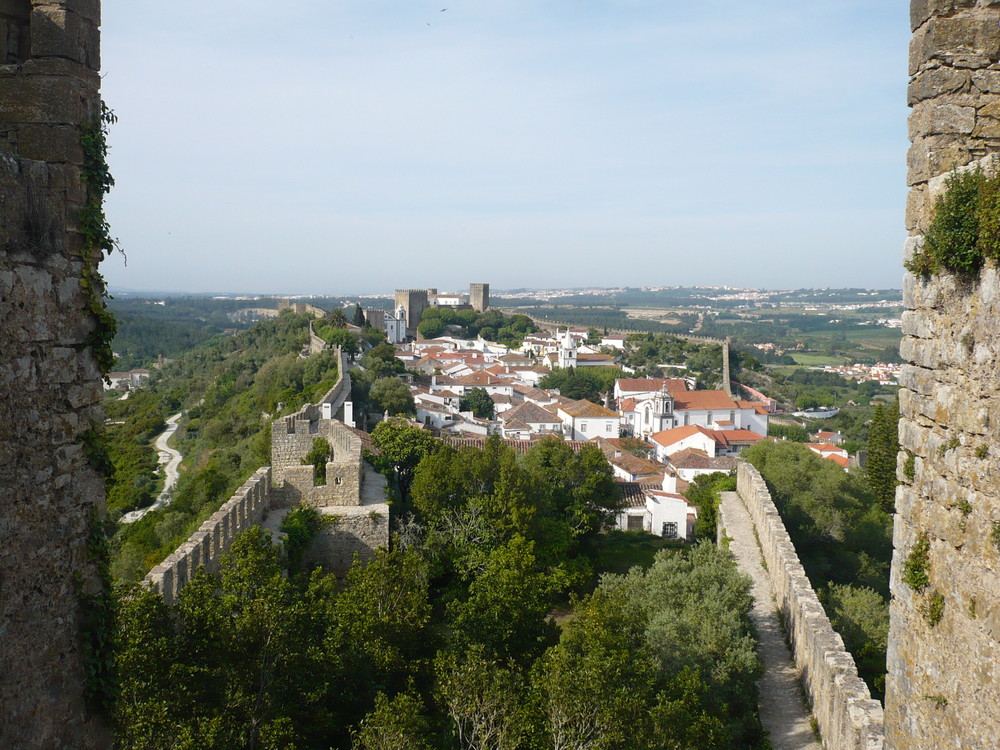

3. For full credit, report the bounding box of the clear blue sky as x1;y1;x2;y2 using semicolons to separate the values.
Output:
100;1;910;294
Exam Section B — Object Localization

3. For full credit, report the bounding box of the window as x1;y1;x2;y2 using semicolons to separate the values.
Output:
661;521;678;539
627;515;644;531
0;1;31;65
580;422;588;433
606;423;613;433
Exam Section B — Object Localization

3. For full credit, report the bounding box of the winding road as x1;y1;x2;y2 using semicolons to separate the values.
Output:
120;411;183;524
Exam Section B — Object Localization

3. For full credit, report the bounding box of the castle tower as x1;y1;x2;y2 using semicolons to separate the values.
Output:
886;4;1000;747
469;282;489;312
0;1;111;745
394;288;428;337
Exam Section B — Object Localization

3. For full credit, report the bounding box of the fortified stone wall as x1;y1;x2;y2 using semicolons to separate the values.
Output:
144;468;271;605
277;298;326;319
306;506;390;573
308;320;328;354
0;1;110;746
270;403;364;507
733;463;885;750
887;3;1000;747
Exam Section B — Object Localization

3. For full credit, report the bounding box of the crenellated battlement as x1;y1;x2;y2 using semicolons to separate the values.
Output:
144;468;272;604
728;463;886;749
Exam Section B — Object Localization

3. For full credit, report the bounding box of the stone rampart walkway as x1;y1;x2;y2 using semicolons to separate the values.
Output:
719;491;820;750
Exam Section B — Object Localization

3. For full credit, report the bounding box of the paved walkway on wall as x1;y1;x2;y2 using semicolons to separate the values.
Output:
121;412;183;524
719;491;820;750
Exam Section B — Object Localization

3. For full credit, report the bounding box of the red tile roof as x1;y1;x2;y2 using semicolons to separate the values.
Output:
444;437;588;454
616;378;688;394
672;390;739;412
560;399;620;419
651;425;713;448
666;448;738;472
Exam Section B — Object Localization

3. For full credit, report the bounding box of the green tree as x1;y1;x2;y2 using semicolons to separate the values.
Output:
865;400;900;512
369;418;442;501
370;377;415;417
536;587;656;750
447;535;556;659
436;644;536;750
352;690;431;750
303;437;331;485
353;303;366;327
417;317;446;339
317;325;360;356
768;422;810;442
334;547;432;687
362;344;404;379
685;472;736;541
823;583;889;700
460;387;496;419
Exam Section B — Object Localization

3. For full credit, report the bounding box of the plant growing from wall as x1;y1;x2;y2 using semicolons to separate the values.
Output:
907;166;1000;277
903;532;931;592
79;102;121;376
78;510;116;713
279;505;326;572
925;591;945;627
303;437;331;485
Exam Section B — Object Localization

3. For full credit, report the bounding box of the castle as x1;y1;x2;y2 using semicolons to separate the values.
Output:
3;2;1000;747
143;349;390;606
392;282;490;337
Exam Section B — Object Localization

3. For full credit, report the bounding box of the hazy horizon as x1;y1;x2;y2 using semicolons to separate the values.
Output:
101;1;910;294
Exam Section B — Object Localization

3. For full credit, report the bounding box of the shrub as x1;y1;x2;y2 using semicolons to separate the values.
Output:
902;533;931;592
925;591;945;627
922;169;984;276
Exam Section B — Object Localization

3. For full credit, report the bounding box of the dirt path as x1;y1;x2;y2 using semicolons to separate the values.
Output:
719;491;820;750
120;412;183;524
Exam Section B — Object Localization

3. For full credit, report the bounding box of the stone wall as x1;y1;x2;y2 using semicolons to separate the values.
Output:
308;320;328;354
0;1;110;746
144;468;272;604
734;463;886;750
270;402;364;507
887;3;1000;748
306;505;390;573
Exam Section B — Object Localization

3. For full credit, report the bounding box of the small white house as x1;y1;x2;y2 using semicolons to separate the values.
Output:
616;486;697;540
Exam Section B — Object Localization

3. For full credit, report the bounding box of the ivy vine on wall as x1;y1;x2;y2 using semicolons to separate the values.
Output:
77;102;121;715
79;102;120;376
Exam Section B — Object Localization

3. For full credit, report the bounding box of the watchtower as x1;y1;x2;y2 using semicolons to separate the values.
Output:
0;1;110;746
469;282;489;312
394;288;429;336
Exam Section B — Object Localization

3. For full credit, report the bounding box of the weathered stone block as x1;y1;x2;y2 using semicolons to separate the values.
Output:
909;66;970;105
0;73;93;125
910;14;1000;76
911;0;977;33
910;100;977;138
906;135;972;185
